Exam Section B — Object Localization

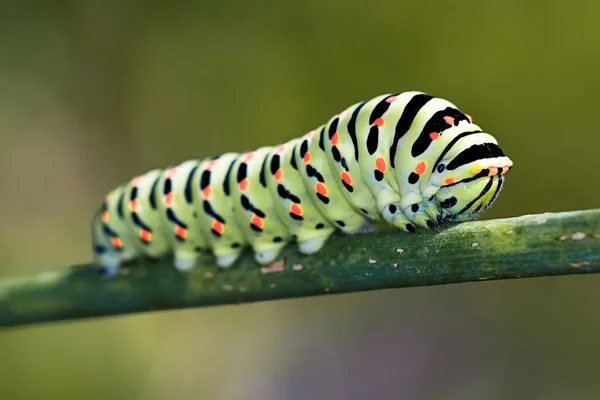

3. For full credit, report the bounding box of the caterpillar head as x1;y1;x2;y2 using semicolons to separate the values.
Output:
432;138;513;222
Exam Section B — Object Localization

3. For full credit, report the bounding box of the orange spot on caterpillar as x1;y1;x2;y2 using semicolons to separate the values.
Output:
129;199;140;212
414;161;427;176
385;96;397;103
330;132;339;146
102;211;109;223
303;151;311;164
251;214;264;228
373;117;384;127
275;145;286;154
273;169;283;182
336;111;347;118
139;229;152;242
444;177;455;185
202;186;212;200
238;178;249;192
501;166;510;174
205;159;218;171
242;152;254;163
340;171;352;186
429;132;440;140
489;168;499;176
164;192;175;207
315;182;328;196
305;130;315;139
443;116;455;125
165;167;178;179
111;237;123;249
289;203;303;216
211;220;224;235
465;114;473;123
375;157;387;173
174;225;187;239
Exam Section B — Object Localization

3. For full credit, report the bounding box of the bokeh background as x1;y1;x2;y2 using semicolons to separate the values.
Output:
1;1;599;399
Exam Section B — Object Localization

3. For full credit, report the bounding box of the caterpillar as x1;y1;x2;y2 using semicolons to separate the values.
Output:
92;91;513;276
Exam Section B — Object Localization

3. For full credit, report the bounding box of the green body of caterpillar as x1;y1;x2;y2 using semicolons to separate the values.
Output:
92;91;513;275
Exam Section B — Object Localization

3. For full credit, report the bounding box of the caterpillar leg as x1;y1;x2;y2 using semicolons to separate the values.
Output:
374;190;418;233
253;242;287;264
297;232;333;255
203;231;244;268
254;249;281;264
423;201;444;227
381;202;418;233
95;248;138;276
403;202;436;229
216;254;241;268
94;252;121;276
173;247;198;272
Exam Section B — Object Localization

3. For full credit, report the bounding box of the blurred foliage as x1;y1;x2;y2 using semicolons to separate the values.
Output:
0;1;599;399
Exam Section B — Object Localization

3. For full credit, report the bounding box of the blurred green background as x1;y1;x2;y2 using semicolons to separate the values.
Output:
0;1;599;399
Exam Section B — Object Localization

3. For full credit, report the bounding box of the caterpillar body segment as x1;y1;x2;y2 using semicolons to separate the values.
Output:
264;139;336;255
156;160;212;271
92;91;513;275
192;153;247;268
124;169;171;259
294;128;371;234
229;147;295;265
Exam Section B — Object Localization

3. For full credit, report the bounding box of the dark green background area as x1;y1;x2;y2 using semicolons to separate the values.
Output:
0;2;598;399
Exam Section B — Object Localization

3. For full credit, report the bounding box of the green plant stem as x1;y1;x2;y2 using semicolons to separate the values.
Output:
1;209;599;329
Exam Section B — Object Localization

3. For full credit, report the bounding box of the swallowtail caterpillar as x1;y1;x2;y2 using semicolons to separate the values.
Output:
92;91;513;275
